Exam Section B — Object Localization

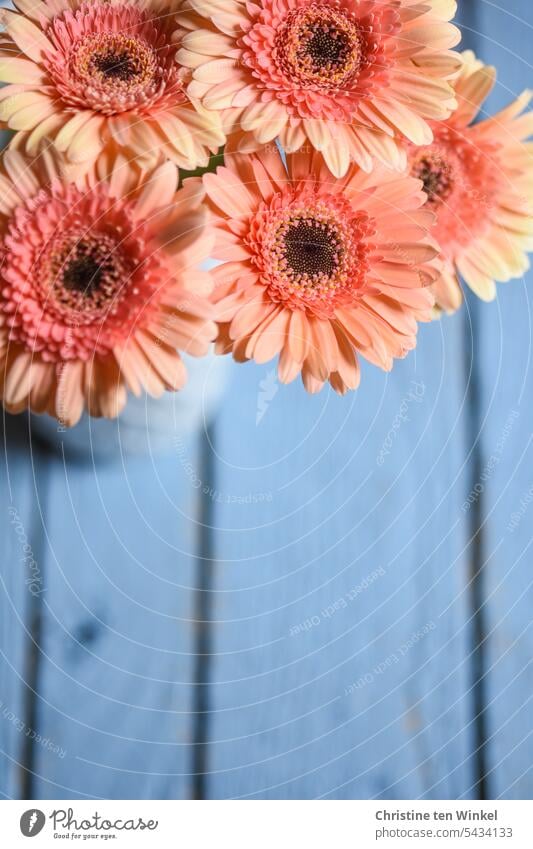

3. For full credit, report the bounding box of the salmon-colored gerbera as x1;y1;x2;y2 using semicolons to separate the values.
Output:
0;0;225;171
407;51;533;312
204;146;440;394
0;147;217;425
177;0;462;178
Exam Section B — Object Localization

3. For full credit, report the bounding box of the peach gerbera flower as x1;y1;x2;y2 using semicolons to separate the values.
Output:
204;145;440;394
177;0;462;178
0;0;225;171
407;51;533;312
0;146;217;425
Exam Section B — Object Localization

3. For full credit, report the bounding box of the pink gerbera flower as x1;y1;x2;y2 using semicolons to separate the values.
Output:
177;0;462;177
203;145;440;394
0;0;225;171
0;146;217;425
407;51;533;312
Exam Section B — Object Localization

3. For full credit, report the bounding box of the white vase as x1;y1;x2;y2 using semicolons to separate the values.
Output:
29;350;230;459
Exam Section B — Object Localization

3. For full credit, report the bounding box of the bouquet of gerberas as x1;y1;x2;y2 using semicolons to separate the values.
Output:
0;0;531;425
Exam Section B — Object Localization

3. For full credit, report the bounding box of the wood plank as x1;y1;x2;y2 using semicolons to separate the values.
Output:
28;416;204;799
203;312;477;798
0;415;47;798
466;0;533;799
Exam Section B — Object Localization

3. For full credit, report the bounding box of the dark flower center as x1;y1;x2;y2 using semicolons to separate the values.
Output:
260;199;375;318
63;253;105;295
65;30;163;113
43;233;134;322
93;50;140;82
301;26;352;73
275;6;363;88
283;220;339;278
411;152;454;205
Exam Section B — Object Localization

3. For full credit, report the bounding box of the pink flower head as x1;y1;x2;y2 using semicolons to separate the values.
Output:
407;51;533;312
0;146;217;425
0;0;225;171
178;0;462;177
204;144;440;394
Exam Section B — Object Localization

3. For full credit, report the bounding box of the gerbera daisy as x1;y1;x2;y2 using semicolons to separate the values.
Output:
0;0;225;171
407;50;533;312
177;0;462;177
0;146;217;425
204;145;440;394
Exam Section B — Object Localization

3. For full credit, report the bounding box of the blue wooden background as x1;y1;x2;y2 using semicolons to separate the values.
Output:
1;0;533;800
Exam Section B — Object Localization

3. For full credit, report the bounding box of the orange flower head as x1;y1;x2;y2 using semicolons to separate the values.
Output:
178;0;462;177
0;147;217;425
406;51;533;312
204;144;441;394
0;0;225;171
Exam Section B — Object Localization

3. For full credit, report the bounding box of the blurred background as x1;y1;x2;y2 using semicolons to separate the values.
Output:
1;0;533;800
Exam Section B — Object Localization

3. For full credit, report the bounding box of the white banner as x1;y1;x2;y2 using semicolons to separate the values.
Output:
0;800;530;847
